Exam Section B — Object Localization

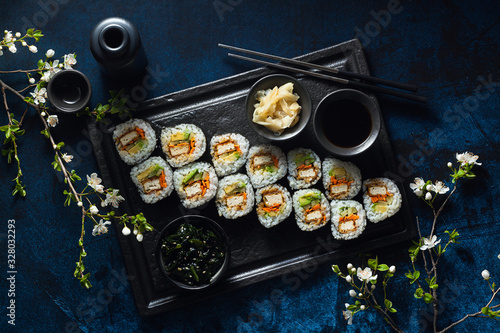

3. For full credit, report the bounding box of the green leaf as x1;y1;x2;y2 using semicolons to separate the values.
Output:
414;288;424;299
384;299;393;309
423;293;433;304
368;257;378;271
331;265;340;274
482;306;489;315
377;264;389;271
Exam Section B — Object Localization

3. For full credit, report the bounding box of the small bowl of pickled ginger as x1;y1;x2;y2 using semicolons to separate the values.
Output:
245;74;312;141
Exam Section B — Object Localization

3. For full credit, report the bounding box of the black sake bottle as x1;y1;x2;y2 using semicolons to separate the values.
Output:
89;17;147;78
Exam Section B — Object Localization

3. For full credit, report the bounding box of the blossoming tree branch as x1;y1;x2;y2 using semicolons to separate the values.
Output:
332;152;500;332
0;29;152;288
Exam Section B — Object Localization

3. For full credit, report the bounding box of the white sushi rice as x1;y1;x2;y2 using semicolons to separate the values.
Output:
130;156;173;204
330;200;366;240
113;118;157;166
287;148;322;190
173;162;218;209
322;157;362;200
255;184;292;228
292;189;330;231
362;177;402;223
215;173;254;219
161;123;206;168
246;145;287;188
210;133;250;177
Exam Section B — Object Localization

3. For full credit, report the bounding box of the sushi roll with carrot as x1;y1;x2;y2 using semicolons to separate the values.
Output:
215;173;254;219
161;124;206;168
210;133;250;177
246;145;287;188
322;157;361;200
292;189;330;231
113;119;157;165
130;157;174;204
287;148;321;190
173;162;218;209
255;184;292;228
362;177;402;223
330;200;366;240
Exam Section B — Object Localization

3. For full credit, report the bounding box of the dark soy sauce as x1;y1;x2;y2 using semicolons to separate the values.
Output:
320;98;372;148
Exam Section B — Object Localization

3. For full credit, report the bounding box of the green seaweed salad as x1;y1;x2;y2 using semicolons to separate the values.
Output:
160;223;226;286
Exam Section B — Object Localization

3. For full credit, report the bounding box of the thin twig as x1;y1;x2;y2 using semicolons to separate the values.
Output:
0;68;39;74
430;185;457;237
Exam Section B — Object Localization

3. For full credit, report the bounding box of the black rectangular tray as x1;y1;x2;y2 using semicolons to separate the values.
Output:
89;39;416;317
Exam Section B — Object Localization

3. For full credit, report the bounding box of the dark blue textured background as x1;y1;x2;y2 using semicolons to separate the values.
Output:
1;0;499;332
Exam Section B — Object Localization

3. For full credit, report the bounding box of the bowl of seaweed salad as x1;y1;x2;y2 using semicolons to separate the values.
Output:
157;215;230;290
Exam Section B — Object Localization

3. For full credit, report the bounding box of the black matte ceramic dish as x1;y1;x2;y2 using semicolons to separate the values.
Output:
47;69;92;113
157;215;230;291
313;89;381;156
245;74;312;141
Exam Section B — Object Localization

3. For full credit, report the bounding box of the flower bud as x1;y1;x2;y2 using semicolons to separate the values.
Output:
15;32;21;37
122;226;131;236
133;228;138;235
351;267;356;274
21;41;27;46
426;184;433;191
46;49;55;58
77;201;83;207
349;290;356;297
358;293;363;297
136;233;143;242
482;270;490;280
346;275;352;283
360;305;366;310
29;45;38;53
425;192;432;200
389;266;396;273
347;263;353;270
415;189;423;197
41;111;46;117
447;162;452;168
371;285;376;290
29;78;35;84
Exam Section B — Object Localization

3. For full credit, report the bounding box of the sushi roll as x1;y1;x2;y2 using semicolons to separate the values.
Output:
287;148;322;189
130;157;174;204
173;162;218;209
255;184;292;228
113;118;156;165
322;157;361;200
246;145;287;188
362;177;402;223
292;189;330;231
161;124;206;168
215;173;254;219
330;200;366;240
210;133;250;177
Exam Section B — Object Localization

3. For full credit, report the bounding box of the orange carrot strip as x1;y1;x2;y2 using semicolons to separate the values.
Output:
159;171;167;188
272;155;279;168
135;127;146;139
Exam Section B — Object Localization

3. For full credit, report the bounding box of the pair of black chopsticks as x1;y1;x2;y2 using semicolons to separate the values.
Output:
218;44;427;103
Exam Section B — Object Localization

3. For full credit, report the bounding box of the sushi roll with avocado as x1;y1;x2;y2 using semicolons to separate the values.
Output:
173;162;218;209
362;177;402;223
215;173;254;219
322;157;361;200
292;189;330;231
287;148;322;190
130;157;174;204
113;118;156;165
210;133;250;177
161;124;206;168
255;184;292;228
330;200;366;240
246;145;287;188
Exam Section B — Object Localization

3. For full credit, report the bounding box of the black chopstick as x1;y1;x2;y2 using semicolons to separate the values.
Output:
219;43;418;93
227;53;427;103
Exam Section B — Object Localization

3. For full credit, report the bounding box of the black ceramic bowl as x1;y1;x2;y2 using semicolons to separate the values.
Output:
157;215;230;291
245;74;312;141
47;69;92;113
313;89;381;156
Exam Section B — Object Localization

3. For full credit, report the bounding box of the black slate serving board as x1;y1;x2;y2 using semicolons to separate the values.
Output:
89;39;416;317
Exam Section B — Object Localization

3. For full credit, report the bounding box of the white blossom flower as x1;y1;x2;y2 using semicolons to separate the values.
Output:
29;77;35;84
349;289;356;297
420;235;441;251
41;60;61;82
456;152;481;167
4;31;13;42
122;226;131;236
89;205;99;215
409;177;425;196
62;153;73;163
30;86;47;105
343;303;353;325
481;270;490;280
63;53;77;69
87;173;103;192
45;49;55;58
47;115;58;127
433;181;450;194
357;267;377;282
15;32;21;38
136;233;144;242
345;275;352;283
8;44;17;53
425;192;432;201
29;45;37;53
92;219;111;236
40;71;52;82
103;189;125;208
389;265;396;273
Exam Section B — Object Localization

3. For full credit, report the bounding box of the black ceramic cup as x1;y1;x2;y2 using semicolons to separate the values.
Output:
47;69;92;113
313;89;381;156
